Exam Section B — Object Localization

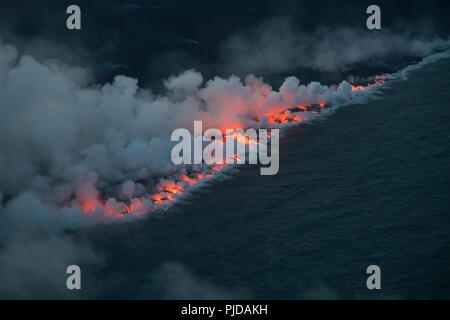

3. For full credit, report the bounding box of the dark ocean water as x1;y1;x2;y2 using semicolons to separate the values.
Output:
78;57;450;299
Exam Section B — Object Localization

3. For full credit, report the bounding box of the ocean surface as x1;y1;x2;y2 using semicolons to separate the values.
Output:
76;57;450;299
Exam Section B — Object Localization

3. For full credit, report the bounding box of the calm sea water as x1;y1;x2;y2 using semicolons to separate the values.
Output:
78;57;450;299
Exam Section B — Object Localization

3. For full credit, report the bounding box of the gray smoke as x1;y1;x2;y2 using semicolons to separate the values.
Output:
219;18;449;75
149;262;242;299
0;32;447;298
0;35;379;230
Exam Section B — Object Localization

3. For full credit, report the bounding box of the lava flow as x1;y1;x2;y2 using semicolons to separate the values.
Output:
76;75;387;221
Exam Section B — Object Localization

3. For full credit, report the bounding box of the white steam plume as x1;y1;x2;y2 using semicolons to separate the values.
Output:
220;19;450;74
0;36;448;230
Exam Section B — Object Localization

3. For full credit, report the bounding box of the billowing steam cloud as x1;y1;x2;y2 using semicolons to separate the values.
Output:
1;33;449;233
220;18;450;75
0;36;388;230
0;32;449;299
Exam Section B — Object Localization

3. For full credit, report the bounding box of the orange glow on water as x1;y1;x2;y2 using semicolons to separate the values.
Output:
351;85;365;91
352;77;386;91
182;175;197;186
81;198;100;214
164;184;184;195
264;110;303;124
125;198;148;216
211;163;227;171
74;75;386;220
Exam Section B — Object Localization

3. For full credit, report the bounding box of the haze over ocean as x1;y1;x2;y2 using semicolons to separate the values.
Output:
74;57;450;299
0;1;449;299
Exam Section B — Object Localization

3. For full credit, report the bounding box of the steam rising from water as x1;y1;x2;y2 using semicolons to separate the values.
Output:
220;19;450;75
0;36;448;231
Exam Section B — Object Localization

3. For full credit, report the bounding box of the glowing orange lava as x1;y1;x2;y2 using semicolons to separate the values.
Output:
74;75;386;220
351;85;366;91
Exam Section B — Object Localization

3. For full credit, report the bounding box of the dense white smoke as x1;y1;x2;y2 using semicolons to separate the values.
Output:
1;35;449;232
0;36;385;230
0;33;449;299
